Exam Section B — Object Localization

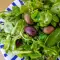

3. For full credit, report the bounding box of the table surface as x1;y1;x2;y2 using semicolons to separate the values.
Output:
0;0;12;11
0;51;5;60
0;0;13;60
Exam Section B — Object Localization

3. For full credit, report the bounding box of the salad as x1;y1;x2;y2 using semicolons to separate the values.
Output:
0;0;60;60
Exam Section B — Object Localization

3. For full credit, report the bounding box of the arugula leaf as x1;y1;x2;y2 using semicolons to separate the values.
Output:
15;20;26;35
50;0;60;3
31;10;52;27
31;41;40;51
45;28;60;47
39;10;52;27
31;9;40;22
4;21;13;33
28;51;41;59
20;5;28;14
51;20;57;27
2;35;11;51
9;38;16;51
51;2;60;17
12;6;20;16
39;32;47;41
52;14;59;22
44;47;58;56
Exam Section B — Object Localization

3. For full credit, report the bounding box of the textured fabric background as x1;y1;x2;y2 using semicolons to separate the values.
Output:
0;0;12;12
0;51;5;60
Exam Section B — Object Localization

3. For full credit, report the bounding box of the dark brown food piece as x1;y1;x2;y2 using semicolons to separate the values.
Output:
16;39;23;48
24;26;37;36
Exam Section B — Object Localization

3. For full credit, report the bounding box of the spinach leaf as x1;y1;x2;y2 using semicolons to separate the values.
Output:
45;28;60;47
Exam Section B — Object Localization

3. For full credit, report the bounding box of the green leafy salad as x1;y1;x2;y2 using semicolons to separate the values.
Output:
0;0;60;60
